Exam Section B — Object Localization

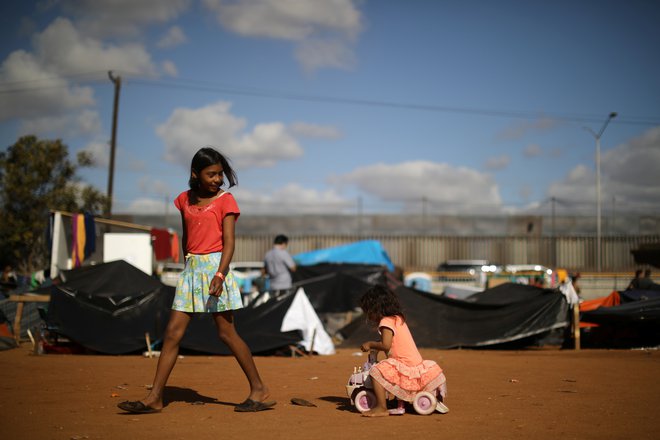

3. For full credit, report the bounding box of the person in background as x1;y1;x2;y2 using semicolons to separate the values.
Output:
626;269;643;290
638;269;654;290
571;272;582;297
263;234;296;296
1;264;18;296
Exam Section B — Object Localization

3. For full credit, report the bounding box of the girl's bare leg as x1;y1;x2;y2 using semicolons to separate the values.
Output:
362;380;390;417
214;311;270;402
141;310;191;409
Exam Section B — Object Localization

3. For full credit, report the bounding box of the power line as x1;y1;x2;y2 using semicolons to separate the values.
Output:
126;76;660;126
0;71;658;126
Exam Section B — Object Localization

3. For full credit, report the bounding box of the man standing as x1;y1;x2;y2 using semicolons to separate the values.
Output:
264;234;296;296
638;269;654;290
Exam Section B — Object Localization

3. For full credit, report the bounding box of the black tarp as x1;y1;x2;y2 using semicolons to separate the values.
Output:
340;283;570;349
581;296;660;324
45;260;311;355
46;260;171;354
620;289;660;302
293;263;386;313
179;288;303;354
580;295;660;348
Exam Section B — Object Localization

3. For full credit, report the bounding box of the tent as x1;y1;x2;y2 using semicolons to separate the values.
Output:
581;296;660;325
293;263;387;313
294;240;395;272
340;283;570;349
577;289;660;348
45;260;333;355
180;287;334;355
46;260;171;354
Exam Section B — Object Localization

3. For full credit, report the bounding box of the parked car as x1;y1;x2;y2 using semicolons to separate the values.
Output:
436;260;500;275
499;264;554;287
435;260;500;290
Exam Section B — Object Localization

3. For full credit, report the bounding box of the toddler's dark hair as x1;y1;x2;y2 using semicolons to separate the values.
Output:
359;284;405;324
189;146;238;190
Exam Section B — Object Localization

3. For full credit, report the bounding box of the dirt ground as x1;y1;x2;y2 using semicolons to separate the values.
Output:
1;344;659;440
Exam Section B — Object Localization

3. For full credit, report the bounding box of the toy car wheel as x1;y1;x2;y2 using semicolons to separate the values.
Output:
353;389;377;413
412;391;437;415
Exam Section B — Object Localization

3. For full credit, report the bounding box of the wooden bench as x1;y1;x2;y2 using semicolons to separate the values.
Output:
8;294;50;343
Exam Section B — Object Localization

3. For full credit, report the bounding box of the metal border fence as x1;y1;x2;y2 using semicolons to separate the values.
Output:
234;234;660;272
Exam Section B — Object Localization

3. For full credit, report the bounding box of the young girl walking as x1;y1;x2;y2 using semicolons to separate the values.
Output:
118;147;275;414
359;285;447;417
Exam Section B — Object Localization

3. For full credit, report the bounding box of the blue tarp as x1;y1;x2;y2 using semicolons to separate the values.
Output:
293;240;395;272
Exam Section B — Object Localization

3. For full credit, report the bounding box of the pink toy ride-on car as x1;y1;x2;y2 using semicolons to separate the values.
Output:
345;351;449;415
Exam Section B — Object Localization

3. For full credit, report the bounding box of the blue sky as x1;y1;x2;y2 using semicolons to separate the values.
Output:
1;0;659;219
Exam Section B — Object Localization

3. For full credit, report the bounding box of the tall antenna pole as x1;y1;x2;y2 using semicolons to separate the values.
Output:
106;71;121;217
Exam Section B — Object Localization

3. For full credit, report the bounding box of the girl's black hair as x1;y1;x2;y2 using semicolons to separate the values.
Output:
359;284;405;324
188;146;238;191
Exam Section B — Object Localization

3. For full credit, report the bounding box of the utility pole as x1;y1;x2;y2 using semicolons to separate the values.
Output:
106;71;121;217
551;197;556;268
584;112;617;272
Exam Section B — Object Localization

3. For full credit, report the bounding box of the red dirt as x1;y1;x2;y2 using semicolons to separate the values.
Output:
1;344;658;440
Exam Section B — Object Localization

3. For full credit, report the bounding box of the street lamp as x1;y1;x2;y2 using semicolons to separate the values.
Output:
584;112;617;272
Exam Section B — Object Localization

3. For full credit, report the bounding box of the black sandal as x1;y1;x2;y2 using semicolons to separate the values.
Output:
234;398;277;412
117;400;161;414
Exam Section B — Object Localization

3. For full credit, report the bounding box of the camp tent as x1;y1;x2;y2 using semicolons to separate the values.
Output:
180;287;334;355
46;260;171;354
341;283;570;349
45;260;333;355
580;291;660;348
294;240;395;272
293;263;387;313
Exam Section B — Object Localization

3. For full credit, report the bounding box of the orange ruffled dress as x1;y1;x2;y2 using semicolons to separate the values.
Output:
369;316;447;402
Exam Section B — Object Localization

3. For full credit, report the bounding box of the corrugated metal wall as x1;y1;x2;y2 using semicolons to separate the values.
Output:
234;234;660;272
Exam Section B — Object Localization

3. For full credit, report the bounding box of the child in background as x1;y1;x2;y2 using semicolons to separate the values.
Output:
359;285;447;417
118;147;274;414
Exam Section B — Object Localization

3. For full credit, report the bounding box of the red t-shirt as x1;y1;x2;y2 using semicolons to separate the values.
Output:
174;191;240;254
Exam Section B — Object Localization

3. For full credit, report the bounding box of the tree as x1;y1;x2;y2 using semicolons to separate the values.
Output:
0;135;108;273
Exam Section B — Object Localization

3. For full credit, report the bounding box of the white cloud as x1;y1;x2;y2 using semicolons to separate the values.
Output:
81;140;111;168
138;176;172;197
337;161;503;213
203;0;363;71
81;140;146;172
204;0;361;40
0;50;94;121
157;26;187;48
518;184;533;201
60;0;191;38
484;155;510;171
290;122;342;139
523;143;543;158
156;101;304;169
497;117;558;141
33;18;158;76
295;38;357;72
123;197;173;215
234;183;352;214
546;126;660;211
18;109;101;139
0;17;160;126
161;60;179;77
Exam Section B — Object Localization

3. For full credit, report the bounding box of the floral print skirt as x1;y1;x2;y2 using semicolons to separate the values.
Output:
172;252;243;313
